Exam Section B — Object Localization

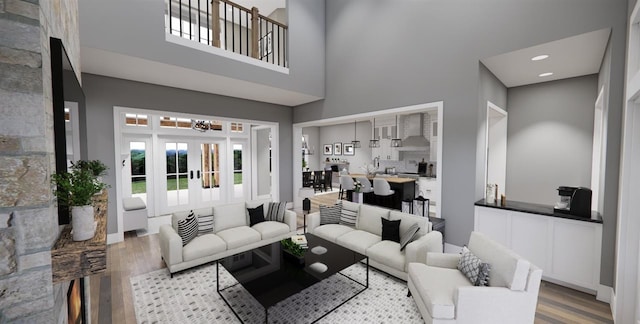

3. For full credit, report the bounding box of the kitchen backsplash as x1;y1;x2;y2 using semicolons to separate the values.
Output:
378;157;437;174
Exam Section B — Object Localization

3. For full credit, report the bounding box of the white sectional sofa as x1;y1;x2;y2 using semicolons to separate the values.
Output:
159;198;297;276
307;201;443;280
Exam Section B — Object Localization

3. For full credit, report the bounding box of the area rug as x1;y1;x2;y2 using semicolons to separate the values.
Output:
130;263;424;323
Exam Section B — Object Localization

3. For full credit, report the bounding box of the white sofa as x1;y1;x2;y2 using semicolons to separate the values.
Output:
159;198;297;276
407;231;543;324
307;201;443;280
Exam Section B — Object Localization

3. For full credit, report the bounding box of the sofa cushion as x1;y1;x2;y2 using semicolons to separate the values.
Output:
319;204;341;225
389;210;428;237
336;230;381;255
357;204;389;236
367;240;405;272
381;218;401;243
266;202;287;222
313;224;355;243
247;204;265;226
183;234;226;262
177;212;198;246
216;226;261;250
252;221;290;240
469;231;530;291
408;263;473;320
339;201;358;228
213;202;247;233
123;197;146;211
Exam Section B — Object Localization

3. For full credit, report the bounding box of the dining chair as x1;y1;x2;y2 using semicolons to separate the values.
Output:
313;170;324;192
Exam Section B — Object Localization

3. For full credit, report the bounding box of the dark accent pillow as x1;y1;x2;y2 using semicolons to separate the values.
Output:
457;246;491;286
381;218;401;243
266;202;287;222
319;204;341;225
177;211;198;246
399;223;420;251
248;204;265;226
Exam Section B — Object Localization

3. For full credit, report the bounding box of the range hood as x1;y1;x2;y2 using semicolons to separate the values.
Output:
397;113;430;151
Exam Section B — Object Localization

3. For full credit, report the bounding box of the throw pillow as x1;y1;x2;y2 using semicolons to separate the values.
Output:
266;202;287;222
177;211;198;246
248;204;265;226
458;246;491;286
339;201;358;228
399;223;420;251
381;218;401;243
196;212;214;236
319;204;341;225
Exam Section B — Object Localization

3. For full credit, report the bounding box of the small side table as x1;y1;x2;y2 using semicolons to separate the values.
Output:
428;217;445;251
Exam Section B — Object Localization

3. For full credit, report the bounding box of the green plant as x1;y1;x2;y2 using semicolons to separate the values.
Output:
280;238;305;257
302;159;307;170
52;160;108;207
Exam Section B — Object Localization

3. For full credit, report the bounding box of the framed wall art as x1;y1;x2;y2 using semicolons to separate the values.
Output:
334;142;342;155
323;144;332;155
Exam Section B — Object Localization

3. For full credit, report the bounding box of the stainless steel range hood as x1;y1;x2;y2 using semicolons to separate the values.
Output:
397;113;430;151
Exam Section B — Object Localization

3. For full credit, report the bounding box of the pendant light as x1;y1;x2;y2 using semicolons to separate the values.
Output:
369;118;380;148
390;115;402;147
352;120;361;148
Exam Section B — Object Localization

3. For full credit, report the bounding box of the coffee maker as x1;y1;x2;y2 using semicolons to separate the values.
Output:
553;186;592;218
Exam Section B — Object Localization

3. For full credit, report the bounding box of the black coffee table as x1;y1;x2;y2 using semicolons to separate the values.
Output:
216;234;368;323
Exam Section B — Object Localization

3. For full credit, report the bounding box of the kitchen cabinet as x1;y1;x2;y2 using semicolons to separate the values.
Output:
371;138;399;161
474;201;603;293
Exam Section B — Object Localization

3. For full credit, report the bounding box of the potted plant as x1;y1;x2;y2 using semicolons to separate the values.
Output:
52;160;108;241
280;238;305;265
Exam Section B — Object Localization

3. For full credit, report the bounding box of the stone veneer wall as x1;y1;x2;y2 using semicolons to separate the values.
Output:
0;0;80;322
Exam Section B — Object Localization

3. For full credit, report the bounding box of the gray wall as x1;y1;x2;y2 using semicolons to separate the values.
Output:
78;0;324;98
302;126;320;170
506;75;597;205
476;63;508;199
82;73;293;234
317;121;372;172
256;128;272;196
293;0;626;286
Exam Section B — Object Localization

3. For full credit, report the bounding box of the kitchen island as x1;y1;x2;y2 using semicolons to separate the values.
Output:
349;174;415;210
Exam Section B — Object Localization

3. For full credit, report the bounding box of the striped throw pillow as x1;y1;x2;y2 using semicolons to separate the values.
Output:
339;201;358;228
266;202;287;222
399;223;420;251
319;204;341;225
197;212;214;235
177;211;198;246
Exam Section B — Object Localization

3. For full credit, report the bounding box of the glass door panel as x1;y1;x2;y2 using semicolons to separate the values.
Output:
165;142;189;207
231;141;249;200
201;143;223;203
130;141;147;204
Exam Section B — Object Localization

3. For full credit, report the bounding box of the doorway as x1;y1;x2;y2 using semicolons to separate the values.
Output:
485;101;508;199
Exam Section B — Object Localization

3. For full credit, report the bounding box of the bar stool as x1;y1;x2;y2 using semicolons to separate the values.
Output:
373;178;395;208
339;175;355;200
356;176;374;204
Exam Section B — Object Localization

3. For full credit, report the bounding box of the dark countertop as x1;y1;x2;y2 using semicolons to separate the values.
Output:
475;199;603;224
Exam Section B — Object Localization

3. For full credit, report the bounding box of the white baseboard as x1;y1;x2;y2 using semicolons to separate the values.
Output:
107;232;123;245
444;243;463;254
596;284;613;303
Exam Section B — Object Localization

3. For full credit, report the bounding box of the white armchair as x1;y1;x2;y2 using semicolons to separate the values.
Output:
407;231;542;324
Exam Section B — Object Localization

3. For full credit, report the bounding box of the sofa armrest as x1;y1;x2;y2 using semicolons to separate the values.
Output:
405;230;443;265
283;210;297;232
426;252;461;268
306;212;320;233
159;224;183;268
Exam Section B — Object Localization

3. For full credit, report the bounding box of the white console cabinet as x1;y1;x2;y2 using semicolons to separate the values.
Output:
474;205;602;293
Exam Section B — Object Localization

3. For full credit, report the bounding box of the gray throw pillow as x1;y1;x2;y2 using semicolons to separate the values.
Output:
319;204;341;225
399;223;420;251
266;202;287;222
457;246;491;286
338;201;357;227
177;211;198;246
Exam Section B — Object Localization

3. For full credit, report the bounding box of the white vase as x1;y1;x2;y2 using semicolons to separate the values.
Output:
71;205;96;241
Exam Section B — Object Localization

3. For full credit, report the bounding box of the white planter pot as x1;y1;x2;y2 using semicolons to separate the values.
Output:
71;205;96;241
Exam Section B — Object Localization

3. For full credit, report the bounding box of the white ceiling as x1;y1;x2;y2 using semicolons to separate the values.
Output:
481;28;610;88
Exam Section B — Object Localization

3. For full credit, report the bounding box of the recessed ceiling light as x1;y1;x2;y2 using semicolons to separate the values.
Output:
531;55;549;61
539;72;553;77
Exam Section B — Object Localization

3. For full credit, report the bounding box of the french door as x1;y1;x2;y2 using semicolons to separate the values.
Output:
122;136;154;216
158;137;248;214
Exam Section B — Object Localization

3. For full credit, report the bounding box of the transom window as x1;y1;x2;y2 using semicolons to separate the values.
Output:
125;113;149;127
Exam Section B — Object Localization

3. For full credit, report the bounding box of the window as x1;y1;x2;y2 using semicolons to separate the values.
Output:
230;122;244;132
125;113;148;127
160;116;192;129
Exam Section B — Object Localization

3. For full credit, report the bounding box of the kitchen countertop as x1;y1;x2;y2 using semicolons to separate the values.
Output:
349;173;416;183
474;198;603;224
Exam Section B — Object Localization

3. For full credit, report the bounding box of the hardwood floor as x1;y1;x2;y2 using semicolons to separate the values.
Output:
90;206;613;323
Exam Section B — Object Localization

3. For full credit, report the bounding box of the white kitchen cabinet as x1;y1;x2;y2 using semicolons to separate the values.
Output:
474;205;602;293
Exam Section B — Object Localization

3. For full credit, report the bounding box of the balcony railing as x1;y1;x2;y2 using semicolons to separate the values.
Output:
166;0;288;68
